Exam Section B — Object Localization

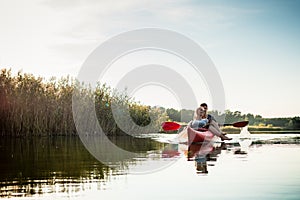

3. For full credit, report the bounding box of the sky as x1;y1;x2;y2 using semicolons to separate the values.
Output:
0;0;299;118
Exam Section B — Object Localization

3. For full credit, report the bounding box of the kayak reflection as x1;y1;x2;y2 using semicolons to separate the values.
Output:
187;142;225;174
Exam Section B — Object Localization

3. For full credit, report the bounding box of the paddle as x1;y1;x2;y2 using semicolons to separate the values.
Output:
162;121;249;131
223;121;249;128
161;121;181;131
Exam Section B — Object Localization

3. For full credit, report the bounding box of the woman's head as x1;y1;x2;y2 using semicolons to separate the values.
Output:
195;106;207;119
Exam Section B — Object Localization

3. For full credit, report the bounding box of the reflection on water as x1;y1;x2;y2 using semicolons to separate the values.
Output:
0;137;106;198
187;142;225;174
0;136;166;198
1;134;300;199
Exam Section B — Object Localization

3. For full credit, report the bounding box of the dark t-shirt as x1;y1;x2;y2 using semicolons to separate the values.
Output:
207;114;215;122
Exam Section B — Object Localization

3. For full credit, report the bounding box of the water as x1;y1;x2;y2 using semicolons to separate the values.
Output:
1;133;300;199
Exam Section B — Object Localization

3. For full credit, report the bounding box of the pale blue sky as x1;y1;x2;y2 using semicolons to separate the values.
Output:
0;0;299;117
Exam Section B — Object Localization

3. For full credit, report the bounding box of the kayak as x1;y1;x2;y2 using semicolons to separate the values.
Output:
187;126;214;144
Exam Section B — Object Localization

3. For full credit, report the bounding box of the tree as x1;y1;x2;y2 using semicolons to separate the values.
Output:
180;109;194;122
245;113;255;125
166;108;180;122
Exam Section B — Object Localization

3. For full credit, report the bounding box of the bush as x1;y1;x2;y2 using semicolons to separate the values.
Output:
0;69;168;136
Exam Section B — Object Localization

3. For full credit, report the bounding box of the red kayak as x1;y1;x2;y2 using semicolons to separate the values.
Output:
187;127;214;144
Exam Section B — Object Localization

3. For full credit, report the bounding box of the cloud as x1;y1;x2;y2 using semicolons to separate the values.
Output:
0;0;263;76
40;0;262;43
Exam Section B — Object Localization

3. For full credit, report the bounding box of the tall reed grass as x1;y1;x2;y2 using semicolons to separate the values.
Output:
0;69;168;136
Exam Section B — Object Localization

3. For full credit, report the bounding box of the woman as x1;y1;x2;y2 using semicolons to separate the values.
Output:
191;106;209;129
191;105;232;141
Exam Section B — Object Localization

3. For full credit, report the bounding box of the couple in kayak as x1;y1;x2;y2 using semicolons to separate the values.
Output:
190;103;232;141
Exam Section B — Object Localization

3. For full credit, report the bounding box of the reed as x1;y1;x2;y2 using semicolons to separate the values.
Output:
0;69;168;136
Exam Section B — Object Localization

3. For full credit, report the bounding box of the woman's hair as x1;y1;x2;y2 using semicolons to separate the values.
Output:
193;106;206;120
193;108;199;120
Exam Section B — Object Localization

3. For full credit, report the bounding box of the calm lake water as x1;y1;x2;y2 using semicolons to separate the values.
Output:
1;133;300;200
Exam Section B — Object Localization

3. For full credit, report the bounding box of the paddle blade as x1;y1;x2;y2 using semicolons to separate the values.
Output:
232;121;249;128
162;122;181;131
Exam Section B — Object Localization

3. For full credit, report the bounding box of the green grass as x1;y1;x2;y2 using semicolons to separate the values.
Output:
0;69;169;137
221;125;300;134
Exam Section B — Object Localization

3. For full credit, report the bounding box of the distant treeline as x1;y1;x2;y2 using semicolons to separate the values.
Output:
165;108;300;130
0;69;168;136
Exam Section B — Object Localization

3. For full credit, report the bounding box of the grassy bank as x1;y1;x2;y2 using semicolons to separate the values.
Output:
221;125;299;134
0;69;168;137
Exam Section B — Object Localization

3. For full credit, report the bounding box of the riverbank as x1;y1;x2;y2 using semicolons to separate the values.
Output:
0;69;168;137
221;125;300;134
